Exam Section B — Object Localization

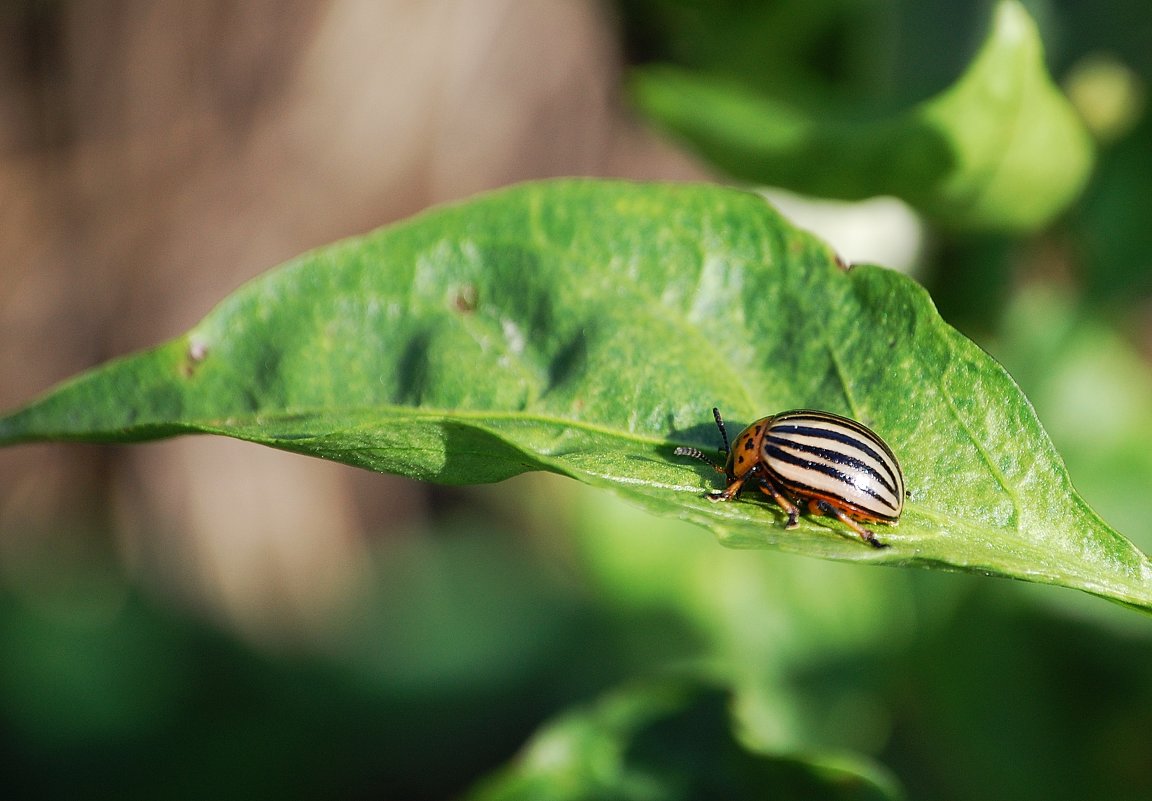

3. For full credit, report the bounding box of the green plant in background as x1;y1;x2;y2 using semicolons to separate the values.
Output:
630;1;1093;231
4;1;1152;799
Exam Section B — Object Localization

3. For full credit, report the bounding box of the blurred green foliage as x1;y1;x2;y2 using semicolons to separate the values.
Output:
4;480;1152;799
628;2;1094;231
4;0;1152;799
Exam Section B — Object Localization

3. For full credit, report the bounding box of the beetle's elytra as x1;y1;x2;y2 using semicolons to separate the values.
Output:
675;407;904;548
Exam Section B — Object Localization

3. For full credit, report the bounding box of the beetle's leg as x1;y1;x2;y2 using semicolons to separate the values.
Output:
811;499;887;549
753;477;800;528
708;475;745;501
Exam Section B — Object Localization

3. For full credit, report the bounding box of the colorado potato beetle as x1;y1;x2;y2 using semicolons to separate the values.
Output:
675;407;904;548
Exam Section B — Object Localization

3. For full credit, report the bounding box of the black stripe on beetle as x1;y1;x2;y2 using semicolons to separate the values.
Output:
764;442;898;516
674;407;904;548
764;432;891;484
768;423;900;488
762;434;902;503
761;443;898;511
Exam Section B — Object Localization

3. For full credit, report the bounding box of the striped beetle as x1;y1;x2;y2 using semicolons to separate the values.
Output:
675;408;904;548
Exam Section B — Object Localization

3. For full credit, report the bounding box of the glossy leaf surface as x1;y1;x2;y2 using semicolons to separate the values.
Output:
1;179;1148;610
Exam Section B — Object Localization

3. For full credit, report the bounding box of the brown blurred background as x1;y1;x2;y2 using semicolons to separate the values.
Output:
0;0;708;645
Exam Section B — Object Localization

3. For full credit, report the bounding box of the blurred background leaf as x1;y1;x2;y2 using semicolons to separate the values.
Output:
466;679;902;801
628;1;1094;231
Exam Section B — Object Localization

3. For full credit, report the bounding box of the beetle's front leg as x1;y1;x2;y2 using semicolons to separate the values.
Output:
708;475;745;501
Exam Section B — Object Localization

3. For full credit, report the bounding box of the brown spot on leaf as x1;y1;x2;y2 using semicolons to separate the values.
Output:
181;338;209;377
453;283;479;313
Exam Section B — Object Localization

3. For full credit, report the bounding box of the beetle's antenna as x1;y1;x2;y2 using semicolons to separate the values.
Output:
673;446;724;474
712;407;730;458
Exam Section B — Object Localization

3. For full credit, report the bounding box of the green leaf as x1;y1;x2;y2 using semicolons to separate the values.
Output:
465;680;902;801
629;0;1094;231
1;178;1149;611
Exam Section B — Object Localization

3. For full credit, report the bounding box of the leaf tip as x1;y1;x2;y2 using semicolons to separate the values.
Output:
992;0;1033;44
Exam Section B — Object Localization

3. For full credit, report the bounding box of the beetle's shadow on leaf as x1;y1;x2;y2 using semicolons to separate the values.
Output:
657;414;800;522
662;415;743;485
666;414;751;456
